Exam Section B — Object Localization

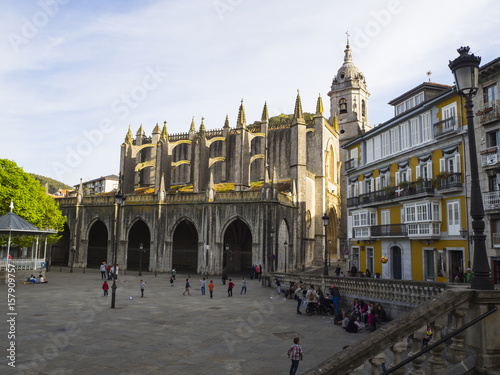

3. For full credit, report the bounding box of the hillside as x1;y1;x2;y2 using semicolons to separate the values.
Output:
31;174;74;195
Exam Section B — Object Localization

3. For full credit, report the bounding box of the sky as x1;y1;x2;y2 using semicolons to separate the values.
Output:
1;0;499;186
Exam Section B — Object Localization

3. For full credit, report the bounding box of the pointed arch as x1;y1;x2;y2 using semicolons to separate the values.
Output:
276;218;291;272
171;218;199;273
221;216;253;275
126;219;151;271
87;219;109;268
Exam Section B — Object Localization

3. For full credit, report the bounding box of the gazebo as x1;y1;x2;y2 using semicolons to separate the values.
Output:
0;200;56;271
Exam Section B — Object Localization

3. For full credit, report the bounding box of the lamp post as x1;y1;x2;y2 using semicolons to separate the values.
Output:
270;228;275;272
112;192;126;308
322;213;329;276
284;240;288;273
138;243;144;276
70;247;76;273
449;46;494;290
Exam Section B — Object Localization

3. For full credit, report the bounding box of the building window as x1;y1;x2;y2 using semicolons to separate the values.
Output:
410;117;420;146
484;83;498;105
421;112;432;142
489;175;499;192
391;127;400;154
447;200;460;235
492;219;500;248
487;130;500;148
381;210;390;225
366;247;374;274
362;100;366;117
400;122;409;150
366;138;373;164
424;250;436;280
339;98;347;114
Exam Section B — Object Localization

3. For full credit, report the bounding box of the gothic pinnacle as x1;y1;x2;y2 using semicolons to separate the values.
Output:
224;114;230;128
316;94;324;115
161;121;168;141
237;99;246;128
190;117;196;132
261;101;269;122
125;125;133;144
293;90;304;120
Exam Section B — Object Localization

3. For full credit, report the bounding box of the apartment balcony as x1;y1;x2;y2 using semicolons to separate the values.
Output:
353;180;434;208
433;116;461;138
436;172;462;192
480;145;500;167
477;99;500;125
345;158;357;171
371;224;407;237
407;222;441;239
483;191;500;211
346;196;359;207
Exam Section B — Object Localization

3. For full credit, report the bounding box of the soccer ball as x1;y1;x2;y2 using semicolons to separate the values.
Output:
381;256;388;264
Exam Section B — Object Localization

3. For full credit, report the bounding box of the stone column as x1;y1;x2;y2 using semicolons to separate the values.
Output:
408;326;427;375
445;304;468;364
389;339;408;375
368;352;385;375
426;315;448;375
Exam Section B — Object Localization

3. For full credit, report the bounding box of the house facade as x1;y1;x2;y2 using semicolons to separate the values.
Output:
343;82;470;282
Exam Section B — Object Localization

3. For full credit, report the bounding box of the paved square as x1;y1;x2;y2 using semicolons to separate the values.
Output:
1;269;368;374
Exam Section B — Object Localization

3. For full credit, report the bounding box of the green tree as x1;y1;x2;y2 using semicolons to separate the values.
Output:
0;159;66;246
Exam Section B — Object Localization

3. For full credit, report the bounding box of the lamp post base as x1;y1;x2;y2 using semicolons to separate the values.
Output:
111;281;117;308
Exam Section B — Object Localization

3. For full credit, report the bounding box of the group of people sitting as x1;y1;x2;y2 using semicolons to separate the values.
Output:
334;298;387;333
27;274;47;284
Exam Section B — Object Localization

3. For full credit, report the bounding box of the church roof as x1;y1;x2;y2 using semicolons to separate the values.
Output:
335;41;364;83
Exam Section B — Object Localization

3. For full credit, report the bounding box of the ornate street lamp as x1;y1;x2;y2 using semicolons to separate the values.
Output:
449;46;493;290
138;243;144;277
270;228;275;272
322;213;329;276
111;191;126;308
284;240;288;273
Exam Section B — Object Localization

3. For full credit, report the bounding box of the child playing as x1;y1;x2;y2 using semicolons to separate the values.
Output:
102;281;109;297
287;337;303;375
241;277;247;294
208;280;214;298
183;279;191;296
169;276;174;287
228;279;234;297
140;280;147;297
200;277;207;295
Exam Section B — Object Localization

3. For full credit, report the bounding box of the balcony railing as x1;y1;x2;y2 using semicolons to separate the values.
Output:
345;158;357;171
371;224;407;237
354;180;434;207
480;145;500;167
407;222;440;237
436;172;462;190
477;99;500;125
346;196;359;207
483;191;500;210
433;116;460;138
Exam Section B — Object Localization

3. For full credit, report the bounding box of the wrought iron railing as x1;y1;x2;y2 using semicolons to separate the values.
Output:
433;116;460;137
345;158;357;171
371;224;407;237
436;172;462;190
483;191;500;210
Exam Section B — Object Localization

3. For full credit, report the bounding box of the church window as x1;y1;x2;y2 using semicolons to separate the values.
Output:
362;100;366;117
339;98;347;114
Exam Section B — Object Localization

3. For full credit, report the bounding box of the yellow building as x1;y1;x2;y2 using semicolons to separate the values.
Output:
343;82;469;282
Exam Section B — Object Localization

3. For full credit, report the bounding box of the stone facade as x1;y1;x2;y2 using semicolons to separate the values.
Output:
53;91;342;275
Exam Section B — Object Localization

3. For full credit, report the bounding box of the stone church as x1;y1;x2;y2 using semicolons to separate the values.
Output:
53;39;368;276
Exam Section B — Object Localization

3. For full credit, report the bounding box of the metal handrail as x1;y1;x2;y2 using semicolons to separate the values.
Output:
382;304;497;375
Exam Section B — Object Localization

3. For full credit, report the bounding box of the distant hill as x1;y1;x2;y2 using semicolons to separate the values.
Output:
31;174;73;195
249;112;315;127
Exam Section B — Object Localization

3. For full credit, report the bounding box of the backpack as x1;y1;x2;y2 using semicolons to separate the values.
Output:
308;292;315;301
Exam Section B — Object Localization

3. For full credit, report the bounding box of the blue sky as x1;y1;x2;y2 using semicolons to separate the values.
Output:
1;0;499;186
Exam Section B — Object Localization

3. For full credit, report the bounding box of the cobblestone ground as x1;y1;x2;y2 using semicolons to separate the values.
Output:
1;269;369;375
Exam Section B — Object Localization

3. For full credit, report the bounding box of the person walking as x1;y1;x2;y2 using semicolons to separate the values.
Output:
140;280;147;297
258;264;263;281
255;264;261;281
241;277;247;294
200;277;207;295
106;263;112;280
102;281;109;297
294;283;304;314
100;262;106;279
330;284;341;315
208;280;214;299
45;258;50;272
169;276;174;287
287;337;303;375
227;279;234;297
172;268;176;281
183;278;191;296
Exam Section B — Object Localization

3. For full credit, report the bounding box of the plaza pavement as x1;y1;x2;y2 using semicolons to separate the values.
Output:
1;268;369;375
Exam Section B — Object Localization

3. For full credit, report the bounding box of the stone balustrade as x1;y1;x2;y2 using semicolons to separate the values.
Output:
82;196;115;205
55;197;77;206
302;288;481;375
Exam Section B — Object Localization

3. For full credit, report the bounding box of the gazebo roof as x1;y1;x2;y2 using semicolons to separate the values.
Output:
0;212;56;236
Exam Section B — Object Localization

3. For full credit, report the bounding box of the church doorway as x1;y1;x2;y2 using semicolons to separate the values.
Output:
51;223;70;266
172;220;198;273
223;219;252;276
127;220;150;271
87;220;108;268
277;219;290;272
